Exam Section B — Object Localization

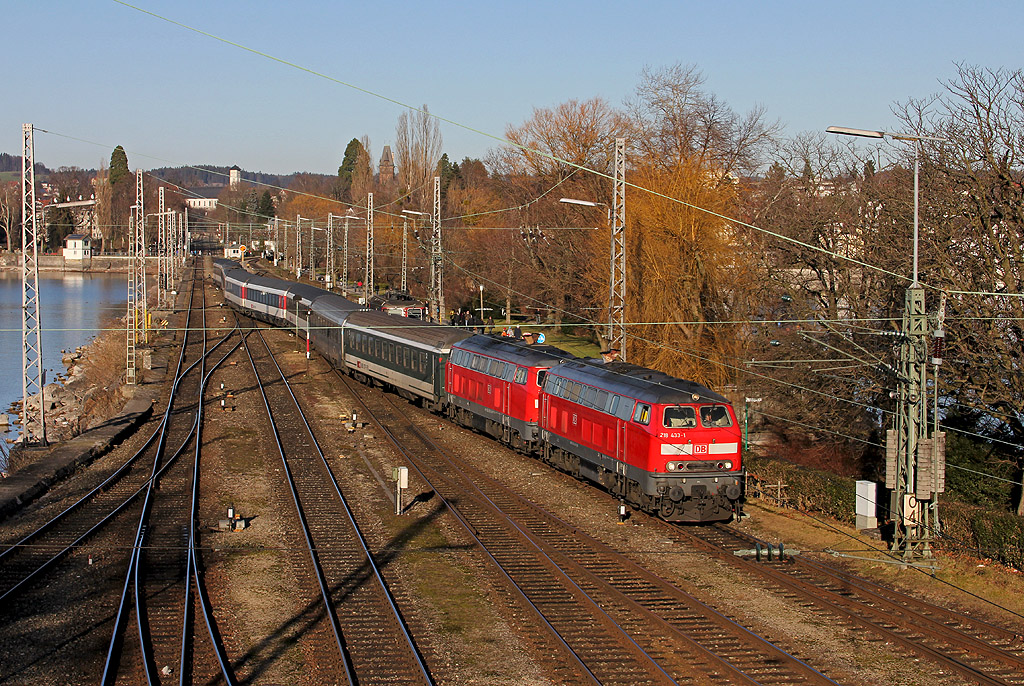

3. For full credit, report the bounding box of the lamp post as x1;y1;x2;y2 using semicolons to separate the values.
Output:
826;124;949;561
825;126;947;286
479;284;485;329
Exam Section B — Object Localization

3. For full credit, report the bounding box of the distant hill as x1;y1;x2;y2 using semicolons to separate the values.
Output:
0;152;50;177
0;153;332;190
146;165;332;190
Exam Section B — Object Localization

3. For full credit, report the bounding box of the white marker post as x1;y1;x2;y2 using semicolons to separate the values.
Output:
393;466;409;515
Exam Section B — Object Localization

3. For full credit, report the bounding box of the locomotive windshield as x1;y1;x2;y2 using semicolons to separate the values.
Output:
663;406;697;428
699;405;733;428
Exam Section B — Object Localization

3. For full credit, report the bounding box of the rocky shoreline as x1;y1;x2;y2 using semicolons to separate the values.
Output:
7;316;130;470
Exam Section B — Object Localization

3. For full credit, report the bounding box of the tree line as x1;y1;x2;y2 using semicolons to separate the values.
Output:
2;63;1020;515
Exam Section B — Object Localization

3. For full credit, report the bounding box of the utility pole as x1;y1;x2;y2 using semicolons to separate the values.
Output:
135;170;147;344
20;123;45;446
343;213;350;294
365;193;374;305
273;217;280;267
431;177;443;322
309;220;315;279
157;187;166;309
826;125;949;563
126;211;139;384
295;214;303;279
610;137;626;359
887;286;946;561
326;214;336;289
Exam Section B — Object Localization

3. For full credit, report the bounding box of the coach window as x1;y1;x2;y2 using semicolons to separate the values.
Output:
567;382;582;402
700;405;733;428
513;366;527;384
632;403;651;425
664;406;697;428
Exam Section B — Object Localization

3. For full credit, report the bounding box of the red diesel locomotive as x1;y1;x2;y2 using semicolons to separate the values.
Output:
444;335;743;523
536;359;743;522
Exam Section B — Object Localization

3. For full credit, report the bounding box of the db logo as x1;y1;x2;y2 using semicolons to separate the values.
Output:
572;413;578;425
694;444;709;455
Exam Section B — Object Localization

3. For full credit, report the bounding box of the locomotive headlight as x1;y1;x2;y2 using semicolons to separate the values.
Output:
724;461;733;470
666;462;677;471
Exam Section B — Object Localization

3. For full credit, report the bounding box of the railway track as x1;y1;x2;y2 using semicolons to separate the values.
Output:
238;314;433;686
0;266;241;683
670;522;1024;686
336;369;840;686
102;268;239;685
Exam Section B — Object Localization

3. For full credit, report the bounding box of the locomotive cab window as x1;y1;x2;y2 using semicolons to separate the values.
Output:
513;366;527;384
536;370;547;388
700;405;733;428
663;406;697;428
633;403;651;425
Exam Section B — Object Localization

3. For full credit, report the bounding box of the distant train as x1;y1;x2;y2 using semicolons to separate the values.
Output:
211;258;744;523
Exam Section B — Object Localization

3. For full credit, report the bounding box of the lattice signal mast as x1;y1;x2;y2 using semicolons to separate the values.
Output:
295;215;302;278
126;210;138;385
157;187;166;309
326;214;336;289
365;193;374;305
21;124;46;445
610;137;626;360
431;177;444;322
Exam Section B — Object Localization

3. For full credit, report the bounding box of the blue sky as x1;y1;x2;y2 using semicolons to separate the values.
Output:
5;1;1021;176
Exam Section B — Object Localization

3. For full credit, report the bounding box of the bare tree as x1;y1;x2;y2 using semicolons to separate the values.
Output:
0;181;19;251
622;65;776;385
487;98;625;329
395;105;443;208
626;63;779;176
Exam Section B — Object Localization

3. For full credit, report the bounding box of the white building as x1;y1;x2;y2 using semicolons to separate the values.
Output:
62;234;92;261
224;243;246;259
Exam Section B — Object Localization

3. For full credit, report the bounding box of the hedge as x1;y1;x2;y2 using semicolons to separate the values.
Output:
745;452;1024;570
745;453;856;524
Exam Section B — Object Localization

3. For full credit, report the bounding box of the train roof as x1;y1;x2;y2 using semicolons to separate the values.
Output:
345;310;472;349
369;291;425;307
311;293;362;319
244;272;292;291
549;360;730;405
286;282;331;305
454;334;576;367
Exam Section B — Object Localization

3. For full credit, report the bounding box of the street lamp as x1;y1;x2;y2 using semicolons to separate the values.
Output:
479;284;485;328
827;124;949;560
826;126;948;286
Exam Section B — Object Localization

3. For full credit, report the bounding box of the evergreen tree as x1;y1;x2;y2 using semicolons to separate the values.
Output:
257;190;276;218
109;146;130;186
337;138;365;201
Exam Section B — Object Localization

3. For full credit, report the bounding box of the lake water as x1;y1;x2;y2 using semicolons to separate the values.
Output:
0;272;127;436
